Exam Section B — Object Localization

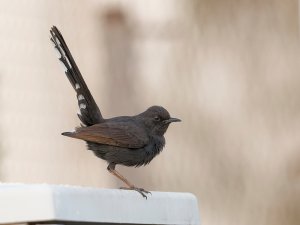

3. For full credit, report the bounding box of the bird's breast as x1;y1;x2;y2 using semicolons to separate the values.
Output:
142;135;165;164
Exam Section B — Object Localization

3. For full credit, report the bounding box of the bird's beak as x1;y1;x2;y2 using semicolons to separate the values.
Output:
164;117;181;124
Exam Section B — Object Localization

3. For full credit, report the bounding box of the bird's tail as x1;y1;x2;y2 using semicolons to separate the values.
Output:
50;26;103;126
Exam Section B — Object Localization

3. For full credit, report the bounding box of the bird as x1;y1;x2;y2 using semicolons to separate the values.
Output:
49;26;181;198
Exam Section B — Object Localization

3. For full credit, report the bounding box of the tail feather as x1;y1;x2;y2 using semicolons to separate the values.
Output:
50;26;103;126
61;131;73;137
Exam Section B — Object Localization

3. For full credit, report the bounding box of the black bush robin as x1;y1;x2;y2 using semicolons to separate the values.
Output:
50;26;181;198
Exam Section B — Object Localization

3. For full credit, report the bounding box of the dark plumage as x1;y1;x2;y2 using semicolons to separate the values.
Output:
50;26;180;198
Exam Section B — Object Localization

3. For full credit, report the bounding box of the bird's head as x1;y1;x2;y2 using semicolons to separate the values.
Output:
138;106;181;136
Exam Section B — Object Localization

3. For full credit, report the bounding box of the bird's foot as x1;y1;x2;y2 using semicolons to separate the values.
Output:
120;186;151;199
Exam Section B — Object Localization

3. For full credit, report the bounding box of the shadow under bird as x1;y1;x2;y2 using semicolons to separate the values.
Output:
50;26;181;198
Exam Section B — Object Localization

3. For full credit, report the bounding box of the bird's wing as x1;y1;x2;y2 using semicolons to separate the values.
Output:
62;121;149;149
50;26;103;126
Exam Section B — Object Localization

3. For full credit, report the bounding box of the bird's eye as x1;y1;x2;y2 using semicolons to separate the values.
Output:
154;116;160;121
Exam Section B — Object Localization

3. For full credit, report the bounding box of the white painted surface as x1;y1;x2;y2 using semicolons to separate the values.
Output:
0;184;200;225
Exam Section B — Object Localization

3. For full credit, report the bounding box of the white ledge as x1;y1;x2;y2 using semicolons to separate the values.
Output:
0;183;200;225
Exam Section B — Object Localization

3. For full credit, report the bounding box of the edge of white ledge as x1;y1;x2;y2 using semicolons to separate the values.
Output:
0;183;200;225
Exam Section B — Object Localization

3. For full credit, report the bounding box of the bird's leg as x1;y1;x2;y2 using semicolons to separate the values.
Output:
107;163;151;199
107;164;134;187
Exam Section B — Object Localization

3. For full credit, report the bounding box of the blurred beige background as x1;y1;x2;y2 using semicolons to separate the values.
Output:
1;0;300;224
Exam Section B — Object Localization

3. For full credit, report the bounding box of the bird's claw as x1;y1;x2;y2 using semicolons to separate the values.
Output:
120;186;151;199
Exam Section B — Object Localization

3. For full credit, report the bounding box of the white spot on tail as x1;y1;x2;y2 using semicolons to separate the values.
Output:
54;43;66;58
59;60;68;72
77;109;82;115
54;36;61;45
79;103;86;109
54;46;62;59
75;83;80;89
65;57;72;69
77;94;85;101
50;38;56;47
